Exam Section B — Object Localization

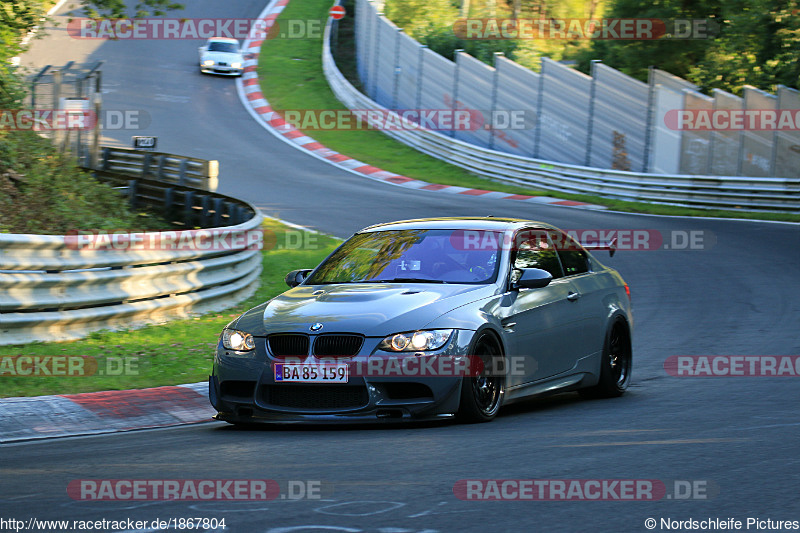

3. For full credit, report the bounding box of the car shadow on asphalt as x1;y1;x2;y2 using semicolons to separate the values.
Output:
205;391;623;433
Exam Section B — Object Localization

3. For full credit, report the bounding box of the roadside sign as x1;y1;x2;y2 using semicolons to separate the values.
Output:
60;97;90;112
329;5;345;19
133;136;157;150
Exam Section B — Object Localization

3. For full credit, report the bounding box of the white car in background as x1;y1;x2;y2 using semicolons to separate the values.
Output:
199;37;244;76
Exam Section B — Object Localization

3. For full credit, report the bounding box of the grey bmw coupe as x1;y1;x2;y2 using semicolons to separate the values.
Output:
209;217;632;424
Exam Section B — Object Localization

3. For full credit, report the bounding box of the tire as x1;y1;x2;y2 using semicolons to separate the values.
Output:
457;332;504;423
580;322;632;399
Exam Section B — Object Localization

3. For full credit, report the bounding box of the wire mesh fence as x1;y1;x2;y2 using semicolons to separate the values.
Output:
26;61;103;167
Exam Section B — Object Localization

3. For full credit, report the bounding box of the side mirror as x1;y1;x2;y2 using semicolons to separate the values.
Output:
285;269;313;288
513;268;553;290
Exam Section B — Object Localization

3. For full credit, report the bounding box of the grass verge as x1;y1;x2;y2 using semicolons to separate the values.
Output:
0;219;340;398
257;0;799;223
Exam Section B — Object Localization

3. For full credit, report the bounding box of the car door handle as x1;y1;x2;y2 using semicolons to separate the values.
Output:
567;291;581;301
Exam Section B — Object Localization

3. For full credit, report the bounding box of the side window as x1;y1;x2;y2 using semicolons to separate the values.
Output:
549;230;589;276
511;229;564;281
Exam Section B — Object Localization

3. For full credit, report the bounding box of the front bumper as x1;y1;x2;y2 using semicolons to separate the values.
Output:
209;331;474;424
200;64;242;76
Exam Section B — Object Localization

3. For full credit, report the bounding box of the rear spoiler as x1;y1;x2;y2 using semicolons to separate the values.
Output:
581;237;617;257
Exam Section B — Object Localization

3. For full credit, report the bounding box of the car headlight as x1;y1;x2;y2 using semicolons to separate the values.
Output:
203;59;214;66
231;62;242;69
222;328;256;351
378;329;454;352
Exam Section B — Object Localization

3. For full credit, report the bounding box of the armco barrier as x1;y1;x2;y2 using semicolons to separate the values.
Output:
323;6;800;212
0;163;262;345
99;147;219;191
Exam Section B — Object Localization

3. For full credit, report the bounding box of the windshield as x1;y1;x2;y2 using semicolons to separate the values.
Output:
305;229;503;285
207;41;239;53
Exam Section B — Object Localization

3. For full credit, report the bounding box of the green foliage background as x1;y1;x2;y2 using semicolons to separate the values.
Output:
385;0;800;95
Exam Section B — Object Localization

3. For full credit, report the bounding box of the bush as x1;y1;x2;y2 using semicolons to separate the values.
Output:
422;26;519;64
0;130;165;234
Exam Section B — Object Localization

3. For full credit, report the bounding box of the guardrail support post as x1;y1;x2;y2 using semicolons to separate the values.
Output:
199;195;211;226
142;152;153;178
128;179;138;209
164;187;175;213
226;202;237;225
212;198;224;227
101;147;111;171
178;159;189;186
156;155;167;181
183;190;195;227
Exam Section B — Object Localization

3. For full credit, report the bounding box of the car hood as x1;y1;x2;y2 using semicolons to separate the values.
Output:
201;51;243;63
234;283;498;337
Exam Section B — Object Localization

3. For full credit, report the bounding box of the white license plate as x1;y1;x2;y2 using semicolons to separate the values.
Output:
274;363;349;383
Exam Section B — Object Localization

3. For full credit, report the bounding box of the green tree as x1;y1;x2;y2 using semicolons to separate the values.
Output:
422;26;519;63
384;0;458;39
0;0;47;106
574;0;723;82
385;0;519;64
688;0;799;94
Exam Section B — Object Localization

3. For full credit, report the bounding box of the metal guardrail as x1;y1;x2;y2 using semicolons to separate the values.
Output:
99;147;219;191
0;164;262;345
323;13;800;212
